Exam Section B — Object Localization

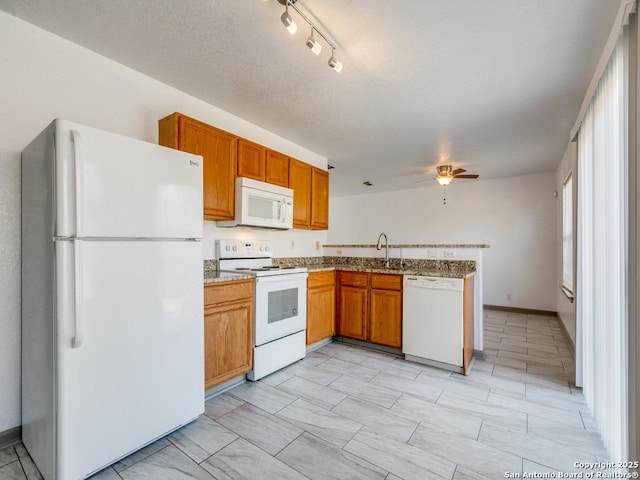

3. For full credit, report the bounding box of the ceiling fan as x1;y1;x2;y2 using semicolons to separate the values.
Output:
435;165;479;186
433;165;479;204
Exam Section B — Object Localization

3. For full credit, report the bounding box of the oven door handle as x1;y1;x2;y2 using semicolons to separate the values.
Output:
255;272;308;284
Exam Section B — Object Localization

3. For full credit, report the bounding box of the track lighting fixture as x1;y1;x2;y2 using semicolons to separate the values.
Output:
278;0;342;72
306;28;322;55
328;47;343;73
280;3;297;35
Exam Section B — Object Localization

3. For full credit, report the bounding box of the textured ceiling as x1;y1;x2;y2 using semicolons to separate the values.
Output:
0;0;624;196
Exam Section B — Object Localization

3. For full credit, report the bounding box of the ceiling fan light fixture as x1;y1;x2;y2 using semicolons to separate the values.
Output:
437;176;453;187
437;165;453;177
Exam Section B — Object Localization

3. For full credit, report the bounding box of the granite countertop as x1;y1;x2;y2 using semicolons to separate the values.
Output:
203;255;476;284
203;259;253;284
203;271;254;284
273;257;476;279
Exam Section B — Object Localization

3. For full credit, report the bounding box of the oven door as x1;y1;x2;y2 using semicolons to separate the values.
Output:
254;273;308;346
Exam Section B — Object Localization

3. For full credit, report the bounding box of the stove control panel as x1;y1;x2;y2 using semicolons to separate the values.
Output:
216;239;272;260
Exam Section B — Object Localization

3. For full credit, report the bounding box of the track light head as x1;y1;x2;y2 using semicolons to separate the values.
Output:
328;52;343;73
281;11;297;34
278;0;342;72
306;29;322;55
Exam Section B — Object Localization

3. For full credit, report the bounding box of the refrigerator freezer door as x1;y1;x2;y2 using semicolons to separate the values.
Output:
55;240;204;480
54;119;203;239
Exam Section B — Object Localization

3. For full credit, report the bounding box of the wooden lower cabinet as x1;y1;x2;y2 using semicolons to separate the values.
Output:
337;285;368;341
204;280;253;390
306;271;336;345
369;288;402;348
337;271;402;348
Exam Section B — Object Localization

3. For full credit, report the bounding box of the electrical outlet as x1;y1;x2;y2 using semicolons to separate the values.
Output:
315;240;320;251
291;240;295;249
336;249;342;255
444;250;455;259
506;293;512;301
427;249;438;258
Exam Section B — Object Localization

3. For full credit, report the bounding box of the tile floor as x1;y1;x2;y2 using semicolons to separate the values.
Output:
0;309;608;480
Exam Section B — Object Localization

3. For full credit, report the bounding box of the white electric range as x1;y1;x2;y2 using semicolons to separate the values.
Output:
216;239;308;380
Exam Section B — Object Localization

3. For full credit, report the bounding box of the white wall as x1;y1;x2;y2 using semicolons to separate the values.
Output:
556;143;577;345
0;11;327;433
328;172;557;310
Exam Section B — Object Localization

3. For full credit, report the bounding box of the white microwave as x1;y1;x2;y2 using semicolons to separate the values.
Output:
217;177;294;229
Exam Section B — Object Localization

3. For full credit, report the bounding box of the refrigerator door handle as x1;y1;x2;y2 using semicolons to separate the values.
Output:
70;129;83;237
72;240;84;348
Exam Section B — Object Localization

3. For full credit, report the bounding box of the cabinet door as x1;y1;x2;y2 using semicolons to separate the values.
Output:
265;150;289;187
307;284;335;345
289;159;312;228
369;289;402;348
159;114;237;221
204;299;253;389
311;167;329;230
338;285;367;341
237;139;266;181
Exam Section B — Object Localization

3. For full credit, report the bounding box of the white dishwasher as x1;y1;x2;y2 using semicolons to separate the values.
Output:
402;275;466;373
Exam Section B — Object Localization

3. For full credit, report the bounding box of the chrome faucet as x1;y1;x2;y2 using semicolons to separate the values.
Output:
376;232;389;268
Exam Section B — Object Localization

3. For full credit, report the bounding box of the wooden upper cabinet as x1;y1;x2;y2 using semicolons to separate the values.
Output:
265;150;290;187
237;139;266;181
311;167;329;229
158;113;237;220
289;159;312;228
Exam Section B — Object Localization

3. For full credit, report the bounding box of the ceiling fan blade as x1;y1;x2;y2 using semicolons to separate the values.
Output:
451;168;466;175
453;174;479;179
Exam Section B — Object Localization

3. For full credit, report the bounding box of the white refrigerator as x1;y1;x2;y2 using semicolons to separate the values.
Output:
21;119;205;480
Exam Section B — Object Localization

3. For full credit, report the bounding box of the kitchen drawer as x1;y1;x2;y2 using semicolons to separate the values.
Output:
308;270;335;288
204;280;253;306
371;273;402;291
339;271;368;287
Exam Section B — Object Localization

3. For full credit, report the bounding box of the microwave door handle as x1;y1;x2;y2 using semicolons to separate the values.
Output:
285;198;293;224
280;197;286;222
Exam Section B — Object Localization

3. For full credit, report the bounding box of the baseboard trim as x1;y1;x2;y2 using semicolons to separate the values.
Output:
306;337;333;354
474;349;485;360
0;426;21;449
557;314;576;358
484;304;558;317
204;374;246;400
333;337;403;357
